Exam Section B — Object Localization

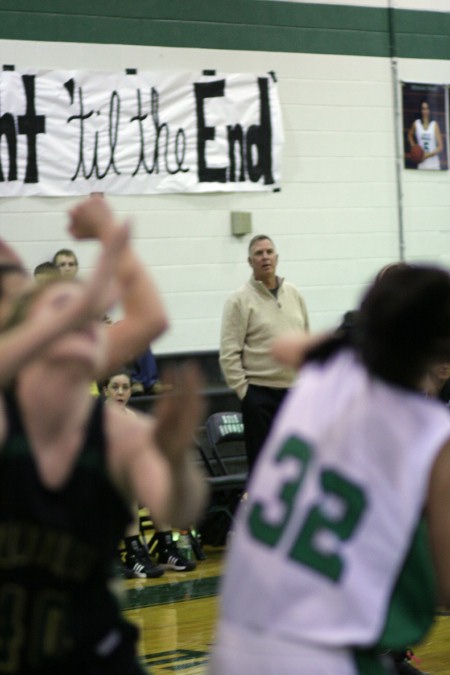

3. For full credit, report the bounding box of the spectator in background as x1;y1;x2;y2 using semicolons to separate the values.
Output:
128;348;172;396
422;361;450;407
103;369;165;578
129;348;161;395
219;235;309;475
52;247;79;279
33;261;60;285
104;368;197;574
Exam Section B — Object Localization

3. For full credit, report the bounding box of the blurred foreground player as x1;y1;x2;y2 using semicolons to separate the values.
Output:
0;214;206;674
211;265;450;675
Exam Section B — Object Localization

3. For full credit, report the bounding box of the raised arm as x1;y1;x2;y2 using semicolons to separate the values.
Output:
0;239;24;266
270;331;330;369
151;362;207;526
68;195;169;378
108;362;207;529
0;223;128;390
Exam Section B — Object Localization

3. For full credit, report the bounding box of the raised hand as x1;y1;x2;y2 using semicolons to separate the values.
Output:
68;194;119;241
153;362;206;464
74;220;130;322
0;239;24;266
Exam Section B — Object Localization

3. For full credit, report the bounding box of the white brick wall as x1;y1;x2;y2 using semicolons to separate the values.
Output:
1;34;450;352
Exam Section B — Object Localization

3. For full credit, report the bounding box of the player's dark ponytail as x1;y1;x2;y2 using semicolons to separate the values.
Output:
358;265;450;389
305;265;450;390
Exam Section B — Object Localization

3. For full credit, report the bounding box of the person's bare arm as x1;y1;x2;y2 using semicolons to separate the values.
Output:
407;121;417;148
426;437;450;608
0;223;128;390
68;195;169;378
151;362;207;526
0;240;24;266
271;331;331;369
0;224;128;448
108;362;207;529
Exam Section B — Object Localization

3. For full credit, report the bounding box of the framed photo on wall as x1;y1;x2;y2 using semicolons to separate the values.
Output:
402;82;448;171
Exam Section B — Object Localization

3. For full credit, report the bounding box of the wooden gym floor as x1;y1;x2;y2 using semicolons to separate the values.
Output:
122;545;222;674
121;545;450;674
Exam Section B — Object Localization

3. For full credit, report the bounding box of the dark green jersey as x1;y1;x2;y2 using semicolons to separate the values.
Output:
0;391;138;675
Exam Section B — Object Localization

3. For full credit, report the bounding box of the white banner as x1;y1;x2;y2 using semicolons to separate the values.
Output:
0;69;284;196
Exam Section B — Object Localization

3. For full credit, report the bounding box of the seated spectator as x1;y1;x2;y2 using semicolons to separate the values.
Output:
52;247;79;279
129;348;172;396
33;261;60;285
103;370;196;574
422;361;450;406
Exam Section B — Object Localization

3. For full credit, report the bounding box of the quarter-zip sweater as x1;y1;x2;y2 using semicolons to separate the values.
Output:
220;276;309;400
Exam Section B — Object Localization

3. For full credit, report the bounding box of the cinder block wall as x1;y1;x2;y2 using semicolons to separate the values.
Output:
1;1;450;352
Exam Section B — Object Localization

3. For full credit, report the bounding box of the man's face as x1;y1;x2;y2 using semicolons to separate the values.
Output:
248;238;278;282
55;254;78;279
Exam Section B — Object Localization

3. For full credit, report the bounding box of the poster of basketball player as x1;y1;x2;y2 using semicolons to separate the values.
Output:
402;82;447;170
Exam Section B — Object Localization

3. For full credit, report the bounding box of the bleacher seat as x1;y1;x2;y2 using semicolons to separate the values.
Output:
196;412;248;546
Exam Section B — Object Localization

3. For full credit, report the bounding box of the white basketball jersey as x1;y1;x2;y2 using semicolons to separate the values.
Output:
219;350;450;650
415;119;440;169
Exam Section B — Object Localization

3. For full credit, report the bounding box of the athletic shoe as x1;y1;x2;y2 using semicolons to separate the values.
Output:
114;557;134;579
393;650;430;675
394;662;430;675
124;545;165;579
157;544;197;571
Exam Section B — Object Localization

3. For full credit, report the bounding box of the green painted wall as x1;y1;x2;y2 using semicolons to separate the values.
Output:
0;1;449;60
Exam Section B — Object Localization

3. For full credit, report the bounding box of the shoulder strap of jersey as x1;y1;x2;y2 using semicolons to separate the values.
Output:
2;388;22;439
81;396;108;467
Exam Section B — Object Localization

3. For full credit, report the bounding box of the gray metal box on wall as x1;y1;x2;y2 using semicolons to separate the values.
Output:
231;212;252;236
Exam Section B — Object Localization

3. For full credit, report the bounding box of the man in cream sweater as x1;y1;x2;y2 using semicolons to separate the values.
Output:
220;235;309;475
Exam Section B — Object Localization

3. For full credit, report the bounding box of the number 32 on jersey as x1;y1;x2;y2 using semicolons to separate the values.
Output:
246;436;367;582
